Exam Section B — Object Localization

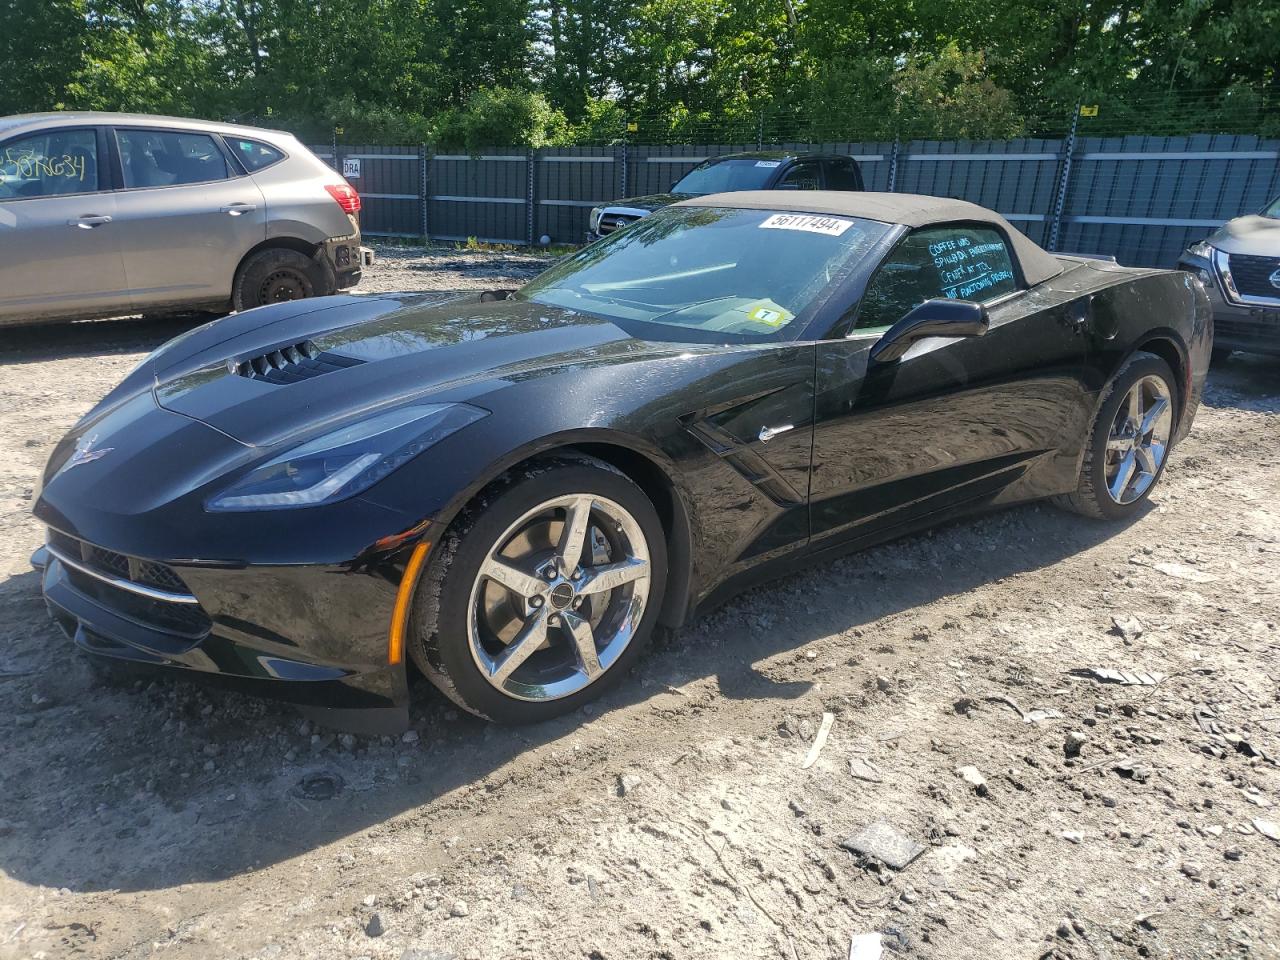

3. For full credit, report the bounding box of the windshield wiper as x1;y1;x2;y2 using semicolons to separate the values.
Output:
648;295;742;322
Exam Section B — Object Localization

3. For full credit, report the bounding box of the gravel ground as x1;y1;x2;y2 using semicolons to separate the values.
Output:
0;243;1278;960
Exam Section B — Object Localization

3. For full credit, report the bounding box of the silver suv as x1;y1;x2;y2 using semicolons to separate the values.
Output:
0;112;372;326
1178;195;1280;360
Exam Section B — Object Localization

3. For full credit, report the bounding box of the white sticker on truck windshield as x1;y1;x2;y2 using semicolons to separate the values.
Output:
754;160;782;168
758;213;854;236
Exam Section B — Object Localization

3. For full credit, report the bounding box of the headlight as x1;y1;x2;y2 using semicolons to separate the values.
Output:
589;206;604;233
1186;240;1214;260
206;403;488;512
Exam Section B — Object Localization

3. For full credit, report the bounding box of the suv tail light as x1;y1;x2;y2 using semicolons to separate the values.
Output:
325;183;361;215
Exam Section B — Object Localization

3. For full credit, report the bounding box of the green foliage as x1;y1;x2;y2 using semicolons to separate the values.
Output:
893;45;1026;141
1;0;1276;144
430;87;568;150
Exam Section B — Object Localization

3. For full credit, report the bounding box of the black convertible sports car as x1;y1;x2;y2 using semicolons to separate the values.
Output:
32;192;1211;731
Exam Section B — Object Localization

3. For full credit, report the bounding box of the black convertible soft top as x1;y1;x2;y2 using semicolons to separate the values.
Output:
677;190;1063;287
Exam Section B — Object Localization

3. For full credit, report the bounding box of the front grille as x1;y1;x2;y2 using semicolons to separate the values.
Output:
62;567;211;636
598;213;642;235
232;340;365;384
49;530;189;593
1227;254;1280;301
1215;314;1280;344
46;530;211;637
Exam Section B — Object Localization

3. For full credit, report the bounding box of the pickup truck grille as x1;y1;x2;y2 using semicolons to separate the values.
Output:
1227;254;1280;301
598;212;643;235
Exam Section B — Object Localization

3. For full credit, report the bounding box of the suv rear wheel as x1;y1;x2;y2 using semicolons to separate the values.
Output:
232;248;333;312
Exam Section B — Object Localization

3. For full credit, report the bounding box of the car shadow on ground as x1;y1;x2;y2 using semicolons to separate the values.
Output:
0;312;217;365
0;495;1150;895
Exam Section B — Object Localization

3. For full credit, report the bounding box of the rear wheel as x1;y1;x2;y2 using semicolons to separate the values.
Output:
1055;351;1177;520
232;248;332;312
410;457;667;723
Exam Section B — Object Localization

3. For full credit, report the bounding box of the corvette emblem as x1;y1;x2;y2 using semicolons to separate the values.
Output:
1269;267;1280;290
61;433;114;473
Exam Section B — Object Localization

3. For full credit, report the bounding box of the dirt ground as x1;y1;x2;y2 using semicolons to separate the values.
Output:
0;243;1278;960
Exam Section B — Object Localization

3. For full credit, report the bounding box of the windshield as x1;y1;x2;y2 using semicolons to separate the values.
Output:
1263;195;1280;218
518;206;890;342
672;158;785;195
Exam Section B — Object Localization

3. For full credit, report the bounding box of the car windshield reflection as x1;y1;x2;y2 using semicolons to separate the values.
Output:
519;206;890;342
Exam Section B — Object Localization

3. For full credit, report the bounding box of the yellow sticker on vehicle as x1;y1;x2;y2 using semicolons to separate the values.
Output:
745;302;794;327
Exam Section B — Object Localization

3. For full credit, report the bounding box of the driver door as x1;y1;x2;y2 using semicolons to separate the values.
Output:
808;223;1092;548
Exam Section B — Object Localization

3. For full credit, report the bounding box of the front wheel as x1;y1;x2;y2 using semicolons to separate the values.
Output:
1055;351;1178;520
410;457;667;723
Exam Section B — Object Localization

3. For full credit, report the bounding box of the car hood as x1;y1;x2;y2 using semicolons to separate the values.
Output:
1208;214;1280;255
145;293;685;447
605;193;694;213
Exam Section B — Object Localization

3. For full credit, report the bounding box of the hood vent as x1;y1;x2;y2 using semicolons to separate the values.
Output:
230;340;364;385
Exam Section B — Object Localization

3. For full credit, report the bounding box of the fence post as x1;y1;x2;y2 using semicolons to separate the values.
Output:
526;147;536;245
418;143;429;241
619;140;628;198
887;140;899;192
1047;105;1081;252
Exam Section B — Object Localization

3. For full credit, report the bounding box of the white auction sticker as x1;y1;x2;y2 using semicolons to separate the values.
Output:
758;213;854;236
754;160;782;168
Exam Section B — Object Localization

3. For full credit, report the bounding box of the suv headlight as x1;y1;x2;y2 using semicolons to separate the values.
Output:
1185;240;1215;260
589;206;604;233
206;403;488;511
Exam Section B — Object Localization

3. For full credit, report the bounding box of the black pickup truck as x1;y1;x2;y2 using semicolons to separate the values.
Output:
586;150;864;242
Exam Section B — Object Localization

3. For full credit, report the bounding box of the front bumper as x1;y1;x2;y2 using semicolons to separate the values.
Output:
32;528;414;734
1179;255;1280;356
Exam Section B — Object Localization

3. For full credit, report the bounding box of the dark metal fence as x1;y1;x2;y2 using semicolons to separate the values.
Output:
312;134;1280;268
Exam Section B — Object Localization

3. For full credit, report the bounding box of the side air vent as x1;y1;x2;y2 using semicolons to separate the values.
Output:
230;340;364;384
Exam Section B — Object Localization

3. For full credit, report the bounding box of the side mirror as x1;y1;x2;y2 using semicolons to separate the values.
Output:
869;298;988;364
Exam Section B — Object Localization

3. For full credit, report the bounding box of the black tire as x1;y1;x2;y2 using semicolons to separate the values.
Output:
232;248;333;312
410;455;668;723
1210;346;1232;365
1054;351;1178;520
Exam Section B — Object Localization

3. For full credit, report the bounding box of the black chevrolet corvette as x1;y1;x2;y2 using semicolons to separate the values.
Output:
32;192;1211;731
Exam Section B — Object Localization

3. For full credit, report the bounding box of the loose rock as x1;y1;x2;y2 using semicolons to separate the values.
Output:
840;822;926;870
617;773;642;797
954;765;989;796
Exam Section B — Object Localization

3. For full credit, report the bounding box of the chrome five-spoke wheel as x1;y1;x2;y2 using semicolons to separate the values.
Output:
468;493;651;702
412;457;666;721
1104;374;1172;505
1055;351;1178;520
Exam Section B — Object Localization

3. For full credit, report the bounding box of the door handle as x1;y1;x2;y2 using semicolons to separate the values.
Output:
220;203;258;216
68;215;112;229
758;423;795;444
